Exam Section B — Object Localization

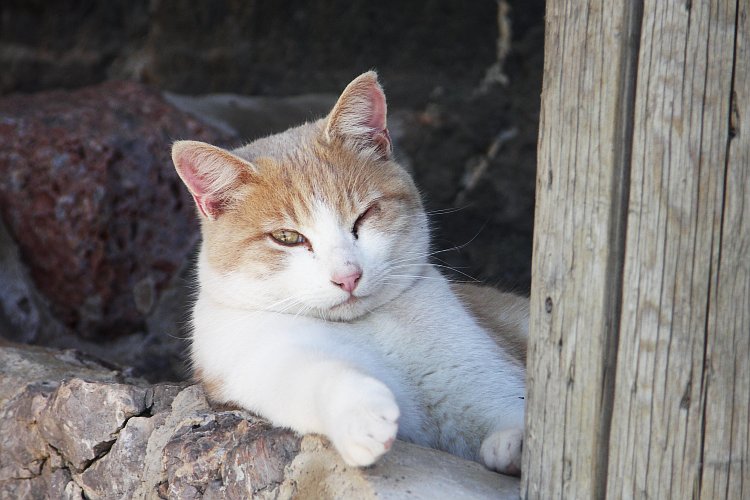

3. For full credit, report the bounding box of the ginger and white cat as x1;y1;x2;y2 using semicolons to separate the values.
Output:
172;72;527;475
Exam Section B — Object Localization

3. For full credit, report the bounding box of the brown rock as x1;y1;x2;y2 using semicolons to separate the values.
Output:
0;462;82;500
77;414;162;499
0;82;235;339
221;424;302;498
0;345;520;498
37;379;151;472
0;344;125;408
161;412;301;498
0;383;54;482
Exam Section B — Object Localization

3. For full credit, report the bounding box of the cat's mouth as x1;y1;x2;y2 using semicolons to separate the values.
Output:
331;294;366;309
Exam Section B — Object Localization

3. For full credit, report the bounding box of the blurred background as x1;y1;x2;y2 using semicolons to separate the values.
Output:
0;0;544;380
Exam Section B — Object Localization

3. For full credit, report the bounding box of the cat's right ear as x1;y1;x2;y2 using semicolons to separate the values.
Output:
325;71;392;159
171;140;255;220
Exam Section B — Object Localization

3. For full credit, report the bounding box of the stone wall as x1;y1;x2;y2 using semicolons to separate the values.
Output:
0;0;543;99
0;343;520;498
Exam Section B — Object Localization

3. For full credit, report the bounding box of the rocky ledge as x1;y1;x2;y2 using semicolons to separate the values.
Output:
0;343;519;499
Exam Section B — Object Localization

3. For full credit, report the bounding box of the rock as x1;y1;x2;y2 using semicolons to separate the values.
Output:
162;412;301;499
0;383;53;482
133;384;211;498
0;1;517;97
37;379;151;472
0;461;82;500
0;217;65;345
0;344;127;407
0;209;190;382
0;343;520;498
0;81;235;340
364;439;519;499
282;436;519;499
164;92;338;141
77;414;161;499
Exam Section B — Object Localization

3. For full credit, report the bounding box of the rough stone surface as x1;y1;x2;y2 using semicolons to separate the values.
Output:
0;81;235;340
77;414;161;499
0;383;53;482
0;344;125;407
0;210;192;382
0;344;520;499
162;412;301;499
37;379;151;472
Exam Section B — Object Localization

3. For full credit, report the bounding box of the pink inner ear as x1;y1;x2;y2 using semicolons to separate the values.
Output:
361;85;391;155
365;84;387;131
174;149;222;218
328;73;393;157
191;194;210;218
177;158;211;198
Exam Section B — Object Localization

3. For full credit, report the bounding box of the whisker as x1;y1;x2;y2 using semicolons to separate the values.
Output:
386;274;446;281
428;264;480;282
425;205;470;215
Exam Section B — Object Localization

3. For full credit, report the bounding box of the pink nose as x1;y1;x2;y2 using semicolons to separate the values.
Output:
331;269;362;293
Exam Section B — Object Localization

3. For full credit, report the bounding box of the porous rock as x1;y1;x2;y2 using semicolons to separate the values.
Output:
0;343;520;498
0;81;235;339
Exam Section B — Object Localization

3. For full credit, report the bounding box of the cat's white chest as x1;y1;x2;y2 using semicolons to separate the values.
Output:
330;275;525;451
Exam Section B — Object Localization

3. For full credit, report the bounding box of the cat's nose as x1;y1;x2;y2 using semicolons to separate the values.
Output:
331;269;362;293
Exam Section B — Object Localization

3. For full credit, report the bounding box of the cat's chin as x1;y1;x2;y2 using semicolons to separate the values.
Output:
320;298;372;322
318;283;410;321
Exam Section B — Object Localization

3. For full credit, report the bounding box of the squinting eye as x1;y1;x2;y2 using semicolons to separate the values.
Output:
352;204;380;239
270;229;307;246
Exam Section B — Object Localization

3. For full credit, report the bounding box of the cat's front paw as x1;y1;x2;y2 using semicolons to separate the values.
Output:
326;375;399;467
480;427;523;476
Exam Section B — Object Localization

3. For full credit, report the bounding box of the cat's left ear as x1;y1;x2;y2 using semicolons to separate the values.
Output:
171;140;255;220
325;71;392;159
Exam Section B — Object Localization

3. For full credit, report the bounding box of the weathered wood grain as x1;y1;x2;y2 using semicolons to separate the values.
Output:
698;1;749;498
526;0;748;498
522;1;641;497
607;1;745;498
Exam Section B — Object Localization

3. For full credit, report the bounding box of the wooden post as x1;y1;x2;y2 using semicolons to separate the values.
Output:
523;0;749;498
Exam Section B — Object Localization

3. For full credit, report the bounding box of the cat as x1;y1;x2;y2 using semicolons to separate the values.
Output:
171;71;527;476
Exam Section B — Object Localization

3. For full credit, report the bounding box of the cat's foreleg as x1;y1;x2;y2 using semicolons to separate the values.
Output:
210;334;399;467
318;365;400;466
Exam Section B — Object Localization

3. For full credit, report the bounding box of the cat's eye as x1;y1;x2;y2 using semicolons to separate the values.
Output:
270;229;307;246
352;204;380;239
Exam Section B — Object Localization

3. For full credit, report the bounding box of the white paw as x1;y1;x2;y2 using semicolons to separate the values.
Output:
480;427;523;476
326;375;399;467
